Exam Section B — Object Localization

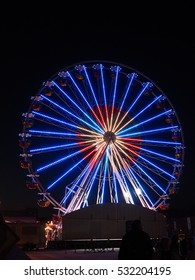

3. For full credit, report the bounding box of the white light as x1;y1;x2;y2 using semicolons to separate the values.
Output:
135;188;142;195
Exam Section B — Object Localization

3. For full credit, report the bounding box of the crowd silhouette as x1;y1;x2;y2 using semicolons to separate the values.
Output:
118;219;195;260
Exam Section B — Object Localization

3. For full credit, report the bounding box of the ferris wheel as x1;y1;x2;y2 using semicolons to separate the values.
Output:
19;60;185;215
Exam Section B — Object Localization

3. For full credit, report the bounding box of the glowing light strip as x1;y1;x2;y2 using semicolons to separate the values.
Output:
112;145;135;203
114;95;162;133
47;149;96;190
117;109;172;135
117;139;181;163
114;142;166;194
108;145;118;203
30;142;82;153
125;158;158;207
32;110;77;129
61;142;106;206
120;157;146;206
113;173;118;203
121;73;136;110
66;71;92;109
42;94;103;133
109;66;120;131
110;146;134;203
83;65;107;131
66;71;105;130
76;128;100;136
30;140;92;154
112;73;136;132
37;144;94;172
29;129;77;137
138;146;181;163
118;125;179;137
100;64;109;129
107;150;117;203
128;82;151;111
83;162;101;207
126;164;154;208
62;173;87;205
133;138;182;145
117;141;175;179
100;150;109;204
113;82;151;134
53;81;103;133
79;145;106;208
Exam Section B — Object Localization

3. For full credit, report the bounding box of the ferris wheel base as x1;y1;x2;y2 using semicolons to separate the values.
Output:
62;203;167;240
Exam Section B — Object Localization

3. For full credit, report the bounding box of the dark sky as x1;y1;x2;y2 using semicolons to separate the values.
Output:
1;10;195;216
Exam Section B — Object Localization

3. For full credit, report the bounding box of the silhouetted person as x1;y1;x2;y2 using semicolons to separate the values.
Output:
0;212;7;258
118;219;154;260
157;237;172;259
0;212;30;260
180;237;188;259
169;233;181;260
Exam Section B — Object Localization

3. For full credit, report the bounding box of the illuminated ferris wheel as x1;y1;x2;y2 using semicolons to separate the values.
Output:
19;61;185;215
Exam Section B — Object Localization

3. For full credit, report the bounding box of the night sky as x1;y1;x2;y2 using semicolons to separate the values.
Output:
1;9;195;216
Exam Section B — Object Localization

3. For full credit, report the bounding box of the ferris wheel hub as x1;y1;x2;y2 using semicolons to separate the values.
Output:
103;131;116;144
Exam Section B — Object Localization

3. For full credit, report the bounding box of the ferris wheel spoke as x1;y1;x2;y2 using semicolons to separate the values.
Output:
114;140;167;195
97;64;110;129
118;125;180;138
29;129;78;139
36;142;97;172
40;94;105;133
117;109;173;136
31;110;78;130
112;73;136;132
114;85;157;134
29;141;87;154
116;140;176;180
82;65;108;131
138;138;183;147
109;146;134;204
114;94;163;134
79;161;102;209
65;146;107;212
67;70;106;132
132;160;167;195
53;81;104;134
139;146;182;164
125;166;155;208
108;65;121;131
129;82;152;110
111;145;152;207
46;148;96;191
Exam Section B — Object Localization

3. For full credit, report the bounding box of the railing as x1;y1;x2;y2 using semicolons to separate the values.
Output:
46;239;122;252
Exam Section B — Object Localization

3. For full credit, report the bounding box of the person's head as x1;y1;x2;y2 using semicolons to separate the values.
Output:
131;219;142;230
